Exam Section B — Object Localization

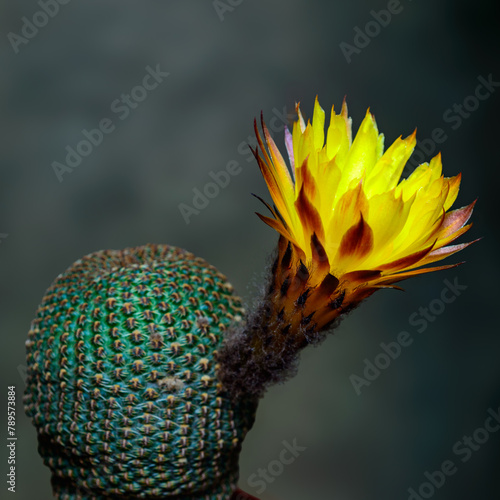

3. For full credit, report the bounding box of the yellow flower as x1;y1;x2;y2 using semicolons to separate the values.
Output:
253;97;476;333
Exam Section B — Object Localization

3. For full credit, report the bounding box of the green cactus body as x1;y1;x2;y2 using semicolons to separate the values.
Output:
24;244;258;499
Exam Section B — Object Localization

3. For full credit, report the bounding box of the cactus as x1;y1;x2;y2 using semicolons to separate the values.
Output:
24;244;258;499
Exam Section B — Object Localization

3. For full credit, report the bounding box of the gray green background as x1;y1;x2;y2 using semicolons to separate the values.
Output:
1;1;498;499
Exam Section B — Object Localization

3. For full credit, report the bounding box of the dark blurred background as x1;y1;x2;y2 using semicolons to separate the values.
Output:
1;1;498;499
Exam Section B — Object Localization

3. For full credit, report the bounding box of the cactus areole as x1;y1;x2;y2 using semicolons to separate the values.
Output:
24;244;258;499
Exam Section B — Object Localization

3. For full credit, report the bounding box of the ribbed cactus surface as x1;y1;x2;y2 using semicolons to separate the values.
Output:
24;244;257;499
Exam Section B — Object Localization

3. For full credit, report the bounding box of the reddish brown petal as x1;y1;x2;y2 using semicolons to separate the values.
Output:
318;273;340;296
280;240;293;270
338;214;374;260
378;242;436;272
297;156;317;201
252;147;282;204
342;269;382;283
373;263;463;286
428;240;478;258
296;260;309;284
440;200;476;239
252;192;277;215
254;116;272;167
435;223;474;250
345;286;380;304
255;213;295;243
310;232;330;272
292;242;308;263
406;238;480;269
295;184;325;241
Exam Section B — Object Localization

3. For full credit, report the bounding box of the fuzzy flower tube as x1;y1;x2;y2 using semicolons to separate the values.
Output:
24;98;475;499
